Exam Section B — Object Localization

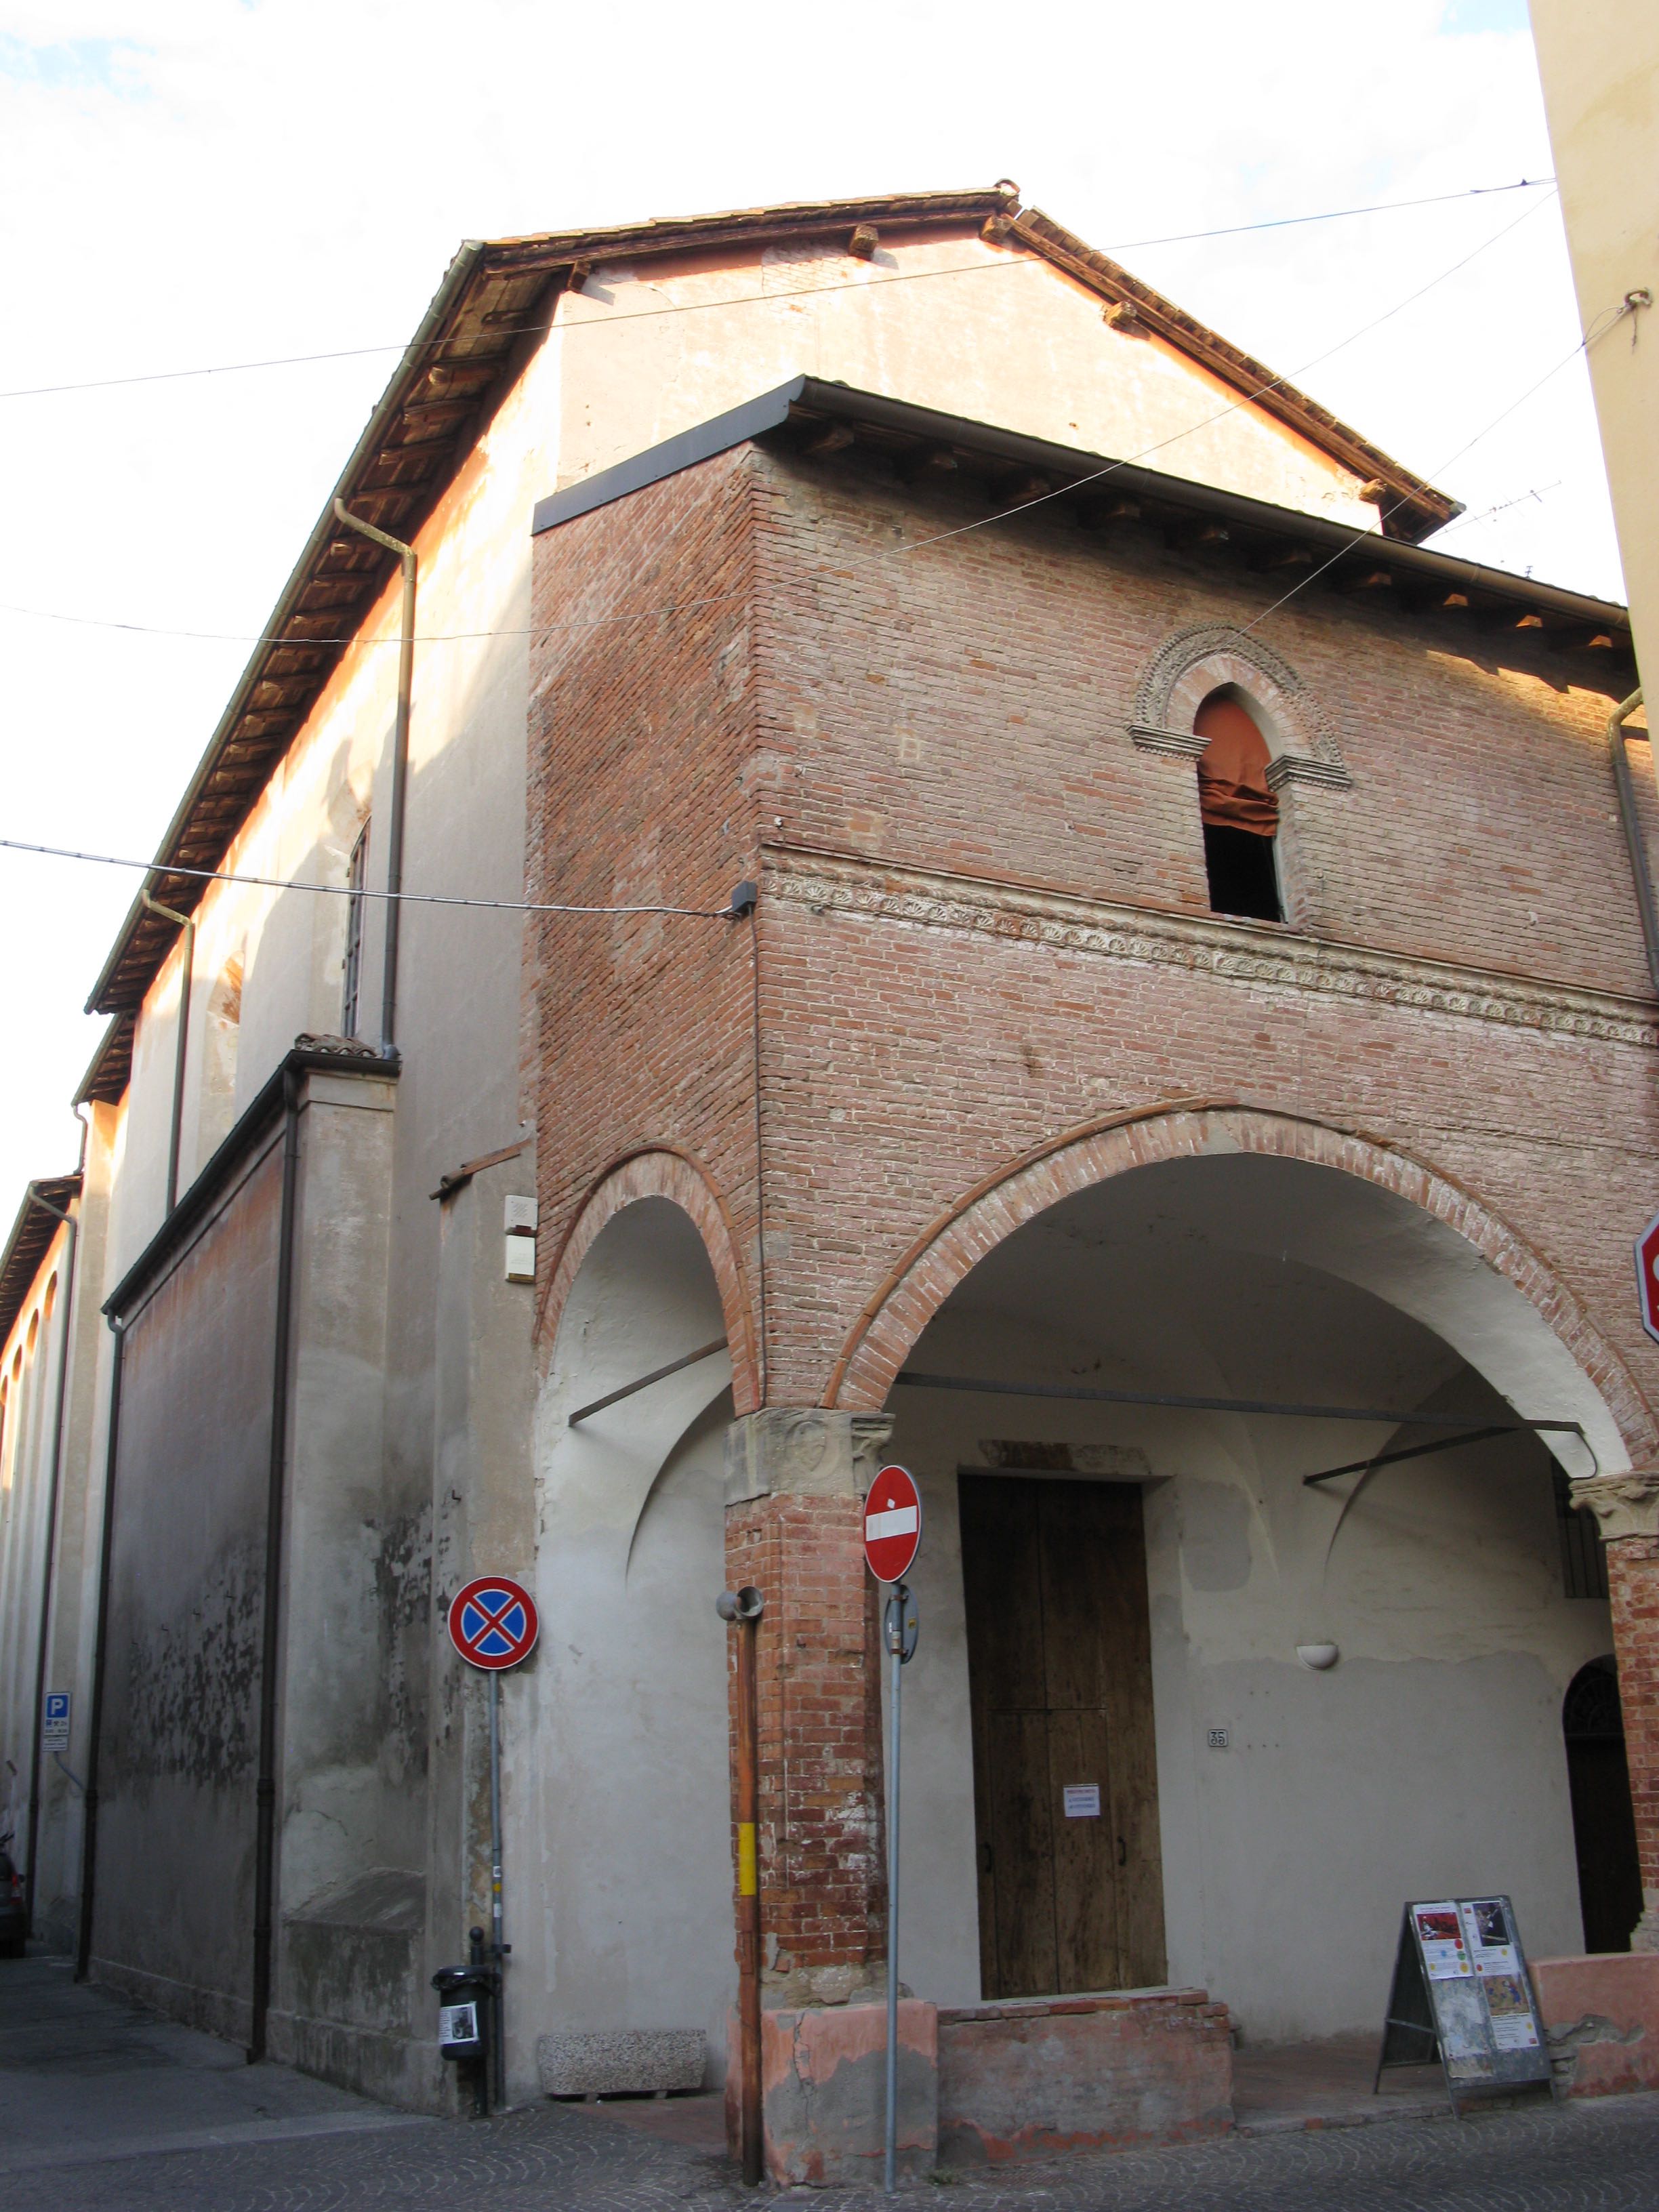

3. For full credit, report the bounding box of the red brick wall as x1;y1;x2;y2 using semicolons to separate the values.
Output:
1609;1536;1659;1917
527;437;1659;1420
529;431;1659;1987
526;445;765;1348
724;1495;885;1980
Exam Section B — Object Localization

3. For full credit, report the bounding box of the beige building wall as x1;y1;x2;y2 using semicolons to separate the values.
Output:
1531;2;1659;700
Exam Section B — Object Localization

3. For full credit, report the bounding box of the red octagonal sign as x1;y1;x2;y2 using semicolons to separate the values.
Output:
1639;1210;1659;1346
864;1464;922;1584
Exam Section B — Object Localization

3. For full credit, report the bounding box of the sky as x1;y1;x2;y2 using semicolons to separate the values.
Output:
0;0;1624;1214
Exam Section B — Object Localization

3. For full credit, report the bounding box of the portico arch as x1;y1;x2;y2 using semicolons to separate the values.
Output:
828;1102;1648;1475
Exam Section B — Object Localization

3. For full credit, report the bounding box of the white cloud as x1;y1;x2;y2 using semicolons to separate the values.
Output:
0;0;1620;1206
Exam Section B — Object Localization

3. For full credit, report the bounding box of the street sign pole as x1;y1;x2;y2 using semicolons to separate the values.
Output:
447;1575;538;2115
489;1668;505;2112
881;1580;919;2196
864;1465;922;2198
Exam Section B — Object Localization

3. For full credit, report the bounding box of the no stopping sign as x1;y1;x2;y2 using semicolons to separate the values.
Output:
448;1576;539;1670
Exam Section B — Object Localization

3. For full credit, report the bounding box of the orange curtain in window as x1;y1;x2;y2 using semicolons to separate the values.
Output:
1195;697;1278;836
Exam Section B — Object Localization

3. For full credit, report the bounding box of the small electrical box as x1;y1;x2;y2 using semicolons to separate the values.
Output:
504;1194;537;1282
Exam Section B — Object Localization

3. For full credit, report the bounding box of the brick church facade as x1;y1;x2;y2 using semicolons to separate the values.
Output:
2;188;1656;2161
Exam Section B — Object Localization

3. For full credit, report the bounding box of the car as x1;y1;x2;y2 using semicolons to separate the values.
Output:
0;1851;25;1957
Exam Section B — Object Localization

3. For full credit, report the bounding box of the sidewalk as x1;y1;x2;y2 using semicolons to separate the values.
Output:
0;1952;428;2178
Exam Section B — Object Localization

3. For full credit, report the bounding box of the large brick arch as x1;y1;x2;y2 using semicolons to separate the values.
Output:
824;1101;1656;1459
541;1147;761;1414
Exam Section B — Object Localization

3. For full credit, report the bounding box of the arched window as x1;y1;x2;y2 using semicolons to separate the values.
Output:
1193;690;1282;923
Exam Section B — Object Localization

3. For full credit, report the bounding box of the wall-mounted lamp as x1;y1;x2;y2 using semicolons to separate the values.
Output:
1296;1642;1340;1671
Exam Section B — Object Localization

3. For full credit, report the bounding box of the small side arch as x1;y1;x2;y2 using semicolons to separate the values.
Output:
541;1147;760;1414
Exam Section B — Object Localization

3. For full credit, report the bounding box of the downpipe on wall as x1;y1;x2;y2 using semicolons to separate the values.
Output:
140;892;195;1215
249;1067;302;2062
332;499;415;1055
75;1312;125;1981
20;1130;85;1937
1609;689;1659;1000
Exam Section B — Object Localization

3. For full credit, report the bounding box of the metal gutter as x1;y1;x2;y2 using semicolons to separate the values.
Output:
533;375;1633;636
84;243;488;1018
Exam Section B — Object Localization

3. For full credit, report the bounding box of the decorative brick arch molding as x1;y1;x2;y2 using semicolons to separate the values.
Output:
824;1102;1654;1468
541;1148;761;1414
1129;624;1353;788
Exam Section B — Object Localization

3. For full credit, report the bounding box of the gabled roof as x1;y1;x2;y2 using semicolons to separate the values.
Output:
0;1176;79;1361
87;182;1458;1023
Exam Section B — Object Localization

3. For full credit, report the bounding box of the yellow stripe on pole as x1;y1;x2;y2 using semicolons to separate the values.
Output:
738;1822;758;1896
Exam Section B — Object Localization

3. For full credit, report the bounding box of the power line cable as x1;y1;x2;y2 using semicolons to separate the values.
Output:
0;179;1554;403
0;190;1560;648
0;837;739;920
893;188;1557;557
1240;297;1631;636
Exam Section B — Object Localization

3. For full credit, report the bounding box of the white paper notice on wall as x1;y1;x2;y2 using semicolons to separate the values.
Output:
1062;1784;1101;1819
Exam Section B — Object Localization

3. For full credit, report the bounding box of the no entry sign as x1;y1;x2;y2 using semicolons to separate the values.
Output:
864;1465;922;1584
1639;1210;1659;1346
448;1576;539;1671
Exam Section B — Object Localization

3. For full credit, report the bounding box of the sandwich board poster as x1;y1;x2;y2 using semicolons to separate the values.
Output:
1376;1896;1553;2112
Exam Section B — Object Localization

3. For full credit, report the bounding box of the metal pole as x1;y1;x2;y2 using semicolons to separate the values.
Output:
489;1668;505;2112
718;1586;765;2186
884;1583;905;2196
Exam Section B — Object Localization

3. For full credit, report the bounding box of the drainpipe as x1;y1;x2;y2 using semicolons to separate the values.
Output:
249;1066;302;2062
332;499;415;1055
75;1311;125;1982
1609;689;1659;999
140;892;194;1214
20;1123;86;1936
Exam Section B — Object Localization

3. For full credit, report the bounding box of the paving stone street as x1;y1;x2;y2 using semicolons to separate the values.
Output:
5;1957;1659;2212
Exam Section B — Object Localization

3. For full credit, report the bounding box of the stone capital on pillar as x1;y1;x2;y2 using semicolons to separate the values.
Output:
1571;1470;1659;1544
725;1407;896;1505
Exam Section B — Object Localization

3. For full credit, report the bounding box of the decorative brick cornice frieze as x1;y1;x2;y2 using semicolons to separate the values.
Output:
1573;1471;1659;1544
764;847;1658;1049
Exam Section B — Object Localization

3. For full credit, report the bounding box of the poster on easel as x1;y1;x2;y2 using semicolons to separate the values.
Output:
1376;1896;1553;2114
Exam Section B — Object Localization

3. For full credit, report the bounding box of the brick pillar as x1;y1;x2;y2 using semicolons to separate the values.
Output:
724;1410;894;2007
1576;1473;1659;1952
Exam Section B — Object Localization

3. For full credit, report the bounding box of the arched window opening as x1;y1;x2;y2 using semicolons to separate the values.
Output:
43;1273;57;1325
1194;691;1282;922
1563;1657;1641;1952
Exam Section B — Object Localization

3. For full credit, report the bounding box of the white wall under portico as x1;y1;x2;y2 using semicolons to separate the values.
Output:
879;1154;1620;2045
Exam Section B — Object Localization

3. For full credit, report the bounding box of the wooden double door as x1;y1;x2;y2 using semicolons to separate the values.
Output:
960;1474;1166;1999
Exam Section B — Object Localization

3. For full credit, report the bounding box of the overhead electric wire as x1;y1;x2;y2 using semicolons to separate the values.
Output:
0;189;1561;650
1240;294;1633;636
893;188;1557;557
0;179;1552;404
0;837;738;920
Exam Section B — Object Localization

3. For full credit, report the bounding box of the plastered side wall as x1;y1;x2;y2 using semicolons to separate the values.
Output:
0;1216;70;1862
548;225;1380;529
1532;1;1659;696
